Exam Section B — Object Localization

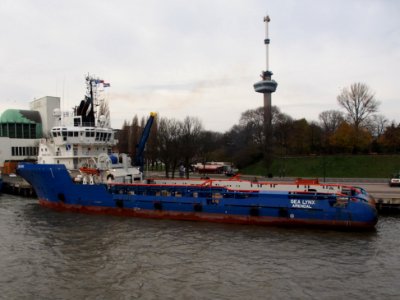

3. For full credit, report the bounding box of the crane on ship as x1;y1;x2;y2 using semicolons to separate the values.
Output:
134;112;156;172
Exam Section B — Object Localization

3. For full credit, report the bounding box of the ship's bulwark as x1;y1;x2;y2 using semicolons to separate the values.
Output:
17;163;378;230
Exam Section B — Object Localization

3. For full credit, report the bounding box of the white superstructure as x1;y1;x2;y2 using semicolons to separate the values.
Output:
37;75;142;183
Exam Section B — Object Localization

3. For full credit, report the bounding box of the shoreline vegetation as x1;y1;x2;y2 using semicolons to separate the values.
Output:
242;154;400;179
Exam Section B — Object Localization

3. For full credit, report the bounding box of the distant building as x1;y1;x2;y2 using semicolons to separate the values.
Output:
0;96;60;168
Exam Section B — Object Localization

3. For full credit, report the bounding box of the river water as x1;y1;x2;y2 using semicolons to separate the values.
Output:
1;194;399;300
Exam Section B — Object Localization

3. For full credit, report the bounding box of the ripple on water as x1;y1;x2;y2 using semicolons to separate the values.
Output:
0;195;399;299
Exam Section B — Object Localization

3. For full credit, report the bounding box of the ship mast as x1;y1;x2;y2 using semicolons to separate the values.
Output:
76;74;110;127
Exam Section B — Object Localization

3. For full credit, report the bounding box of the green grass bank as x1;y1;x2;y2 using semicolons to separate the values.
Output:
242;155;400;178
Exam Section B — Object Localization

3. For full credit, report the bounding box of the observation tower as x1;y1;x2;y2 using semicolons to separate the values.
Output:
253;15;278;161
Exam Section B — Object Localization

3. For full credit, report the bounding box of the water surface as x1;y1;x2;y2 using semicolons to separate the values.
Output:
0;194;399;299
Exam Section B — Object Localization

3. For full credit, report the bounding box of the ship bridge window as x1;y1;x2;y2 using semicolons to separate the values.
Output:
73;117;82;127
95;132;100;141
68;131;73;137
85;130;95;137
74;132;78;137
62;131;67;137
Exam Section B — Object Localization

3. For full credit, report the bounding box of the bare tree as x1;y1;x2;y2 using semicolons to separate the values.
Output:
116;120;130;154
337;82;380;130
319;110;344;135
197;130;224;164
365;114;388;138
180;116;203;178
156;118;182;178
128;115;140;159
239;107;264;146
319;110;344;152
273;109;293;156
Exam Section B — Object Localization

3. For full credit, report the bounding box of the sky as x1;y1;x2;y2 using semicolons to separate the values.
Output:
1;0;399;132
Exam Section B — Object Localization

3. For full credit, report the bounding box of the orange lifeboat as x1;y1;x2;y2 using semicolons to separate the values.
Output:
79;167;100;176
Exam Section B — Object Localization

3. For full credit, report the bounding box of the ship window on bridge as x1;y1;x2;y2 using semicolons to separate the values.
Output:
68;132;73;137
95;132;100;141
73;117;81;127
74;132;78;137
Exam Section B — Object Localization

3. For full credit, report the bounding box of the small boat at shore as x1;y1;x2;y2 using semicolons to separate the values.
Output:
17;163;378;230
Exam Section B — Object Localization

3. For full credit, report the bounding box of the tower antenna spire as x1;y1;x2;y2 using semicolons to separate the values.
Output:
264;15;271;71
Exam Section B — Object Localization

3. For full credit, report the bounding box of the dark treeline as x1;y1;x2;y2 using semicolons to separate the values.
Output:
115;115;224;178
115;82;400;177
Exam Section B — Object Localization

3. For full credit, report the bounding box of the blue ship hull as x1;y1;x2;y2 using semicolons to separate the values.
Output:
17;163;378;230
